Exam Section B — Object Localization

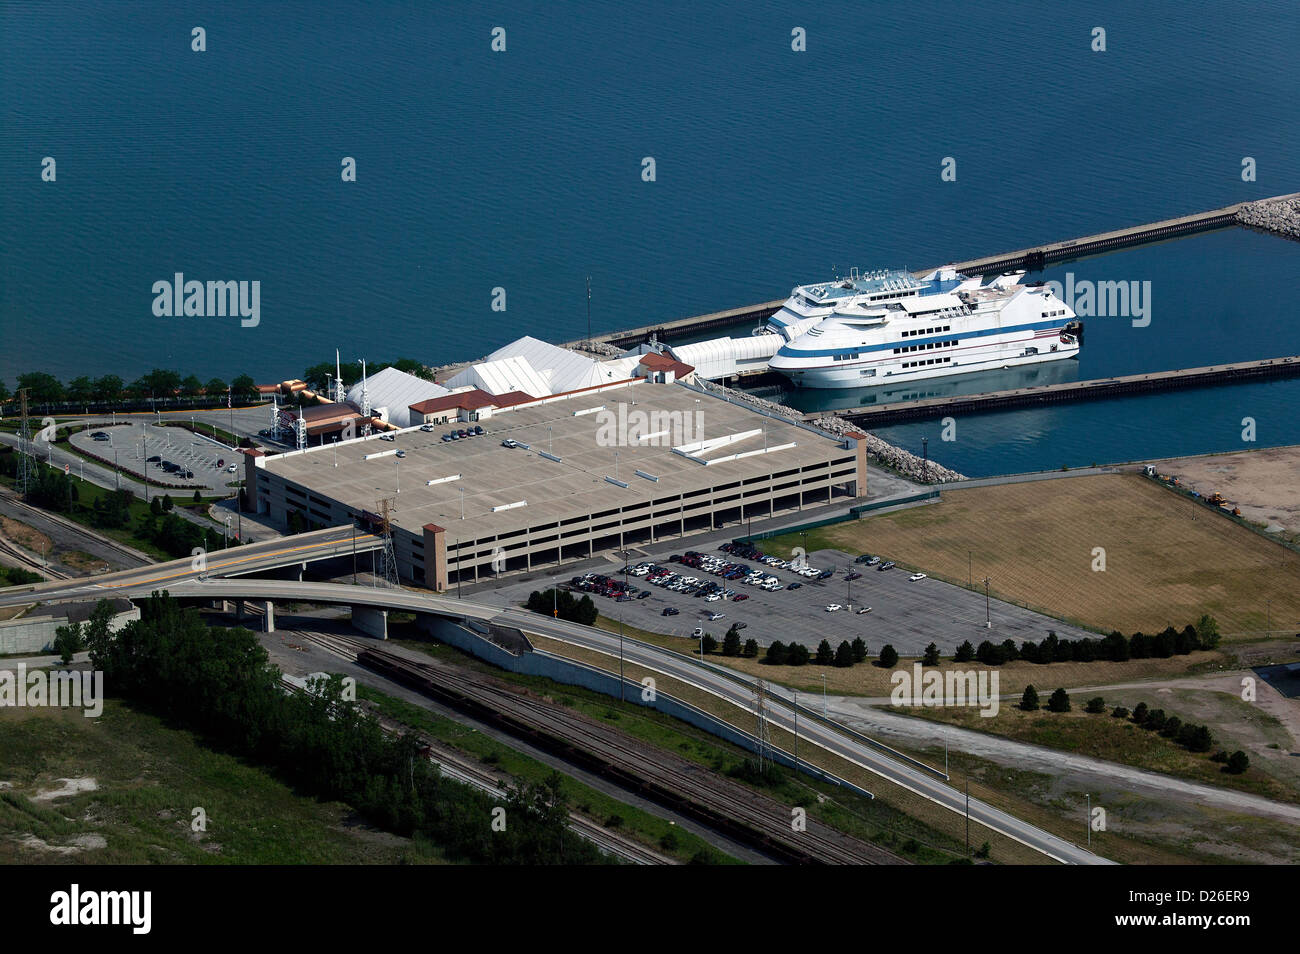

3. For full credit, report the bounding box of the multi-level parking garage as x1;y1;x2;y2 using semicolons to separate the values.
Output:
245;379;866;590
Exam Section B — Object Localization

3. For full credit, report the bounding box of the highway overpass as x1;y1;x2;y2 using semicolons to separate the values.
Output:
0;569;1113;865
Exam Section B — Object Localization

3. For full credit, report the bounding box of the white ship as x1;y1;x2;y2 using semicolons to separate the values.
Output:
761;267;1082;389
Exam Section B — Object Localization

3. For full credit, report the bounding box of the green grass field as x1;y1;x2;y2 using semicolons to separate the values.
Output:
0;702;440;864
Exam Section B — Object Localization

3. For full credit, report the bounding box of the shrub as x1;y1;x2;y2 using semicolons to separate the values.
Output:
1111;706;1130;719
1084;696;1106;714
1020;685;1040;711
764;641;788;665
1047;688;1071;712
815;639;834;666
851;637;868;663
742;638;759;658
877;644;899;668
1225;751;1249;774
834;641;855;668
954;640;974;663
922;642;941;666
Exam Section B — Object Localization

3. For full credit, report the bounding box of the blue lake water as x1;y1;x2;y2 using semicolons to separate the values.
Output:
2;0;1298;476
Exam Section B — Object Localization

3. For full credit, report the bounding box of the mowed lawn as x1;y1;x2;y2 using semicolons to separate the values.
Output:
791;474;1300;636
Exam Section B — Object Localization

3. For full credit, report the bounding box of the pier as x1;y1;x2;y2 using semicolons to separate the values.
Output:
594;192;1300;350
808;356;1300;428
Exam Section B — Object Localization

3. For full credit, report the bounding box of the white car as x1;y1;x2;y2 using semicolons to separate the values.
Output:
909;573;927;582
857;607;872;615
825;604;842;613
705;593;721;602
706;612;726;621
692;627;704;637
226;463;238;472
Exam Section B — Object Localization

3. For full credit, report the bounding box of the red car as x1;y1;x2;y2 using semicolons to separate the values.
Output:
732;594;749;602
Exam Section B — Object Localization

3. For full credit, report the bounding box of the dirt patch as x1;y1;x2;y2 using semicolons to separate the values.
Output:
16;832;106;854
58;550;111;574
0;517;52;556
1158;446;1300;542
31;777;99;801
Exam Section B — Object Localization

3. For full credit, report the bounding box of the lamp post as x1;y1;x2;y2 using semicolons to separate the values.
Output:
820;673;827;715
1086;793;1092;849
223;516;231;549
792;688;799;767
982;576;991;628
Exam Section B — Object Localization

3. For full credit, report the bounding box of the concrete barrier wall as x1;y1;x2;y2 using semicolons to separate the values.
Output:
0;607;140;655
415;615;874;799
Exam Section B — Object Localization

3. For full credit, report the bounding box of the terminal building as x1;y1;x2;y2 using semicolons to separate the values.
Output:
244;372;866;590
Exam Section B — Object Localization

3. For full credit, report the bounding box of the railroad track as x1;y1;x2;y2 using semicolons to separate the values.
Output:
349;641;899;865
0;533;68;580
285;630;673;865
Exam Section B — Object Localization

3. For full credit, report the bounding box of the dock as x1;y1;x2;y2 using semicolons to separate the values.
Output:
593;192;1300;351
808;356;1300;427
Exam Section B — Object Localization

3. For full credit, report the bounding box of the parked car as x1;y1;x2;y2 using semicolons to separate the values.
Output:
825;604;842;612
379;433;395;442
457;429;468;439
909;573;927;582
787;582;802;590
691;628;704;637
180;470;194;479
854;554;873;564
845;571;862;581
147;455;161;463
419;423;434;431
472;425;485;435
501;438;518;448
216;458;225;467
878;561;896;571
226;463;238;472
442;435;453;442
732;593;748;602
662;607;679;616
706;612;726;621
856;607;873;615
735;622;747;630
395;450;406;458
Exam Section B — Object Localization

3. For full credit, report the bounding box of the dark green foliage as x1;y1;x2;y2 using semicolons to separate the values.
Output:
834;641;854;668
1047;688;1071;712
524;589;597;626
1131;702;1148;724
877;644;899;668
0;565;43;587
1020;685;1039;711
53;621;83;666
787;642;810;666
1226;751;1249;774
975;640;1004;666
922;642;941;666
1111;706;1130;719
851;637;868;663
700;633;718;655
87;593;604;864
764;641;788;665
815;639;834;666
742;638;759;658
953;640;974;663
1084;696;1106;714
722;626;741;657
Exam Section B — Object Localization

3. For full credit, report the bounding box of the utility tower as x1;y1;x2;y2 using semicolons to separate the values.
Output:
376;496;400;588
294;407;307;452
358;358;372;436
16;388;33;497
753;678;772;774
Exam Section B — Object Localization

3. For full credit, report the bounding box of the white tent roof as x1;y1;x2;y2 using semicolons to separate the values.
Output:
444;354;551;397
669;336;781;380
485;335;604;394
344;366;448;428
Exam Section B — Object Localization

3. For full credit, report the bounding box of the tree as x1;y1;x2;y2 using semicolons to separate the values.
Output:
53;621;83;666
700;633;718;655
1144;709;1167;731
1129;632;1150;659
1103;630;1130;662
162;494;174;512
230;374;257;399
150;496;163;516
1020;685;1040;711
1047;688;1071;712
976;640;1004;666
204;378;228;399
1085;696;1106;714
17;371;64;403
1161;716;1182;738
765;641;788;665
1131;701;1148;724
815;639;834;666
851;637;867;663
999;638;1020;662
66;376;95;404
878;644;899;668
94;374;124;402
193;489;202;504
133;368;182;398
954;640;974;662
922;642;941;666
742;638;758;658
0;378;9;402
787;643;810;666
1111;706;1130;719
1185;724;1213;753
834;641;854;668
180;375;204;397
1225;750;1249;774
1195;614;1221;650
722;625;741;657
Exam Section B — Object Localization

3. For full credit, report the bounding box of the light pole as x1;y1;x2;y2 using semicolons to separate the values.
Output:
982;576;991;628
114;450;120;491
1086;793;1092;849
460;487;464;520
793;688;799;767
820;673;827;715
223;516;231;549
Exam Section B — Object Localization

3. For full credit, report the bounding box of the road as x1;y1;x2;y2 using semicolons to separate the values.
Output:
1;567;1112;864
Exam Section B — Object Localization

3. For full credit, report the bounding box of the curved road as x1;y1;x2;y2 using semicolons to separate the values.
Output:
0;569;1112;864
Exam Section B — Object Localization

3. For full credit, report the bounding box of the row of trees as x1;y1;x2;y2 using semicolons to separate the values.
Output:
763;637;876;667
1019;688;1249;773
300;357;434;393
953;617;1220;667
1;370;261;406
525;588;599;626
83;593;606;864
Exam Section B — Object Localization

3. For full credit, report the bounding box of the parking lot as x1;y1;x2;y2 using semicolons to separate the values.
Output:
66;422;240;493
491;541;1096;656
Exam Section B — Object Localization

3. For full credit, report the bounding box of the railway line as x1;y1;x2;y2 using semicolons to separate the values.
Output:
345;639;900;865
287;630;673;865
